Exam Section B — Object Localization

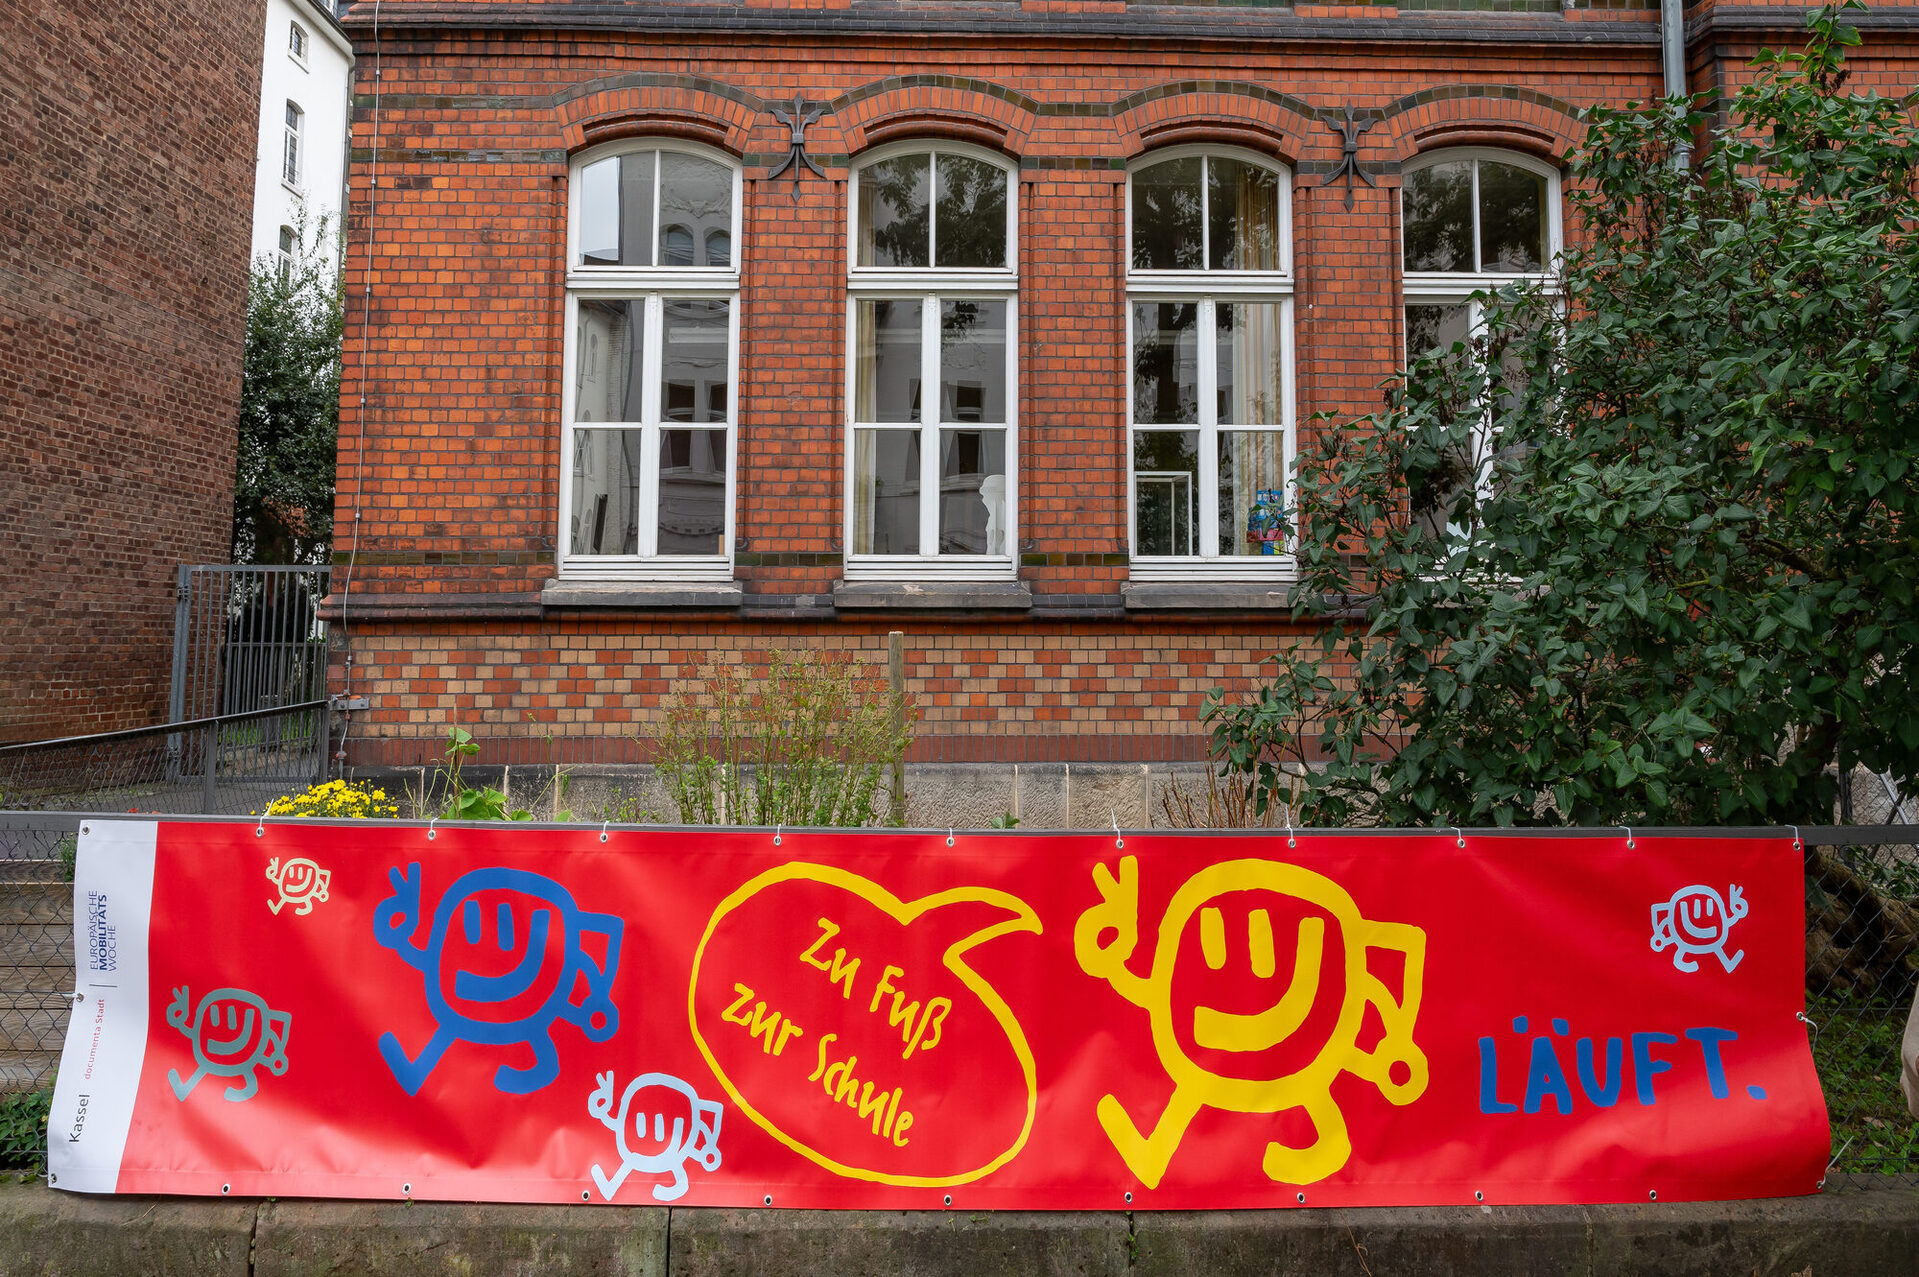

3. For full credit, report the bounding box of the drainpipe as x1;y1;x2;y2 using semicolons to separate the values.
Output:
1660;0;1693;168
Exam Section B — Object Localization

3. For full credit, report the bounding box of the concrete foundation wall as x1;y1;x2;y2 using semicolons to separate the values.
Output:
3;1180;1916;1276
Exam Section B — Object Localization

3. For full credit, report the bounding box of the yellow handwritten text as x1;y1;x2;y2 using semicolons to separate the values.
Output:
720;981;806;1056
806;1032;915;1146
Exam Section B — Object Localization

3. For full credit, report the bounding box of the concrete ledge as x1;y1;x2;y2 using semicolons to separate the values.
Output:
831;580;1033;611
541;580;744;610
1123;580;1294;611
4;1181;1916;1276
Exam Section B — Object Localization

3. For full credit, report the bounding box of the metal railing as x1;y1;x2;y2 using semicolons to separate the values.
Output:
0;817;1913;1183
0;702;328;819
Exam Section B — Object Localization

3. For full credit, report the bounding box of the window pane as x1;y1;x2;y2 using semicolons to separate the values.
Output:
939;299;1005;425
1132;156;1202;271
1479;161;1546;272
1402;160;1472;272
1405;302;1470;363
658;152;733;269
1405;304;1478;540
704;229;731;268
855;299;922;423
575;300;645;423
578;152;654;267
938;428;1007;555
934;154;1008;269
1208;158;1280;271
1220;432;1287;557
1133;430;1198;557
858;155;931;268
1132;300;1198;425
853;428;921;554
660;299;729;424
1216;302;1283;426
656;429;727;556
570;429;644;555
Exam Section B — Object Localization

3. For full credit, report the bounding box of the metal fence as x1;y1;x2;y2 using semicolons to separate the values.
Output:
170;564;330;724
0;817;1913;1185
0;702;328;819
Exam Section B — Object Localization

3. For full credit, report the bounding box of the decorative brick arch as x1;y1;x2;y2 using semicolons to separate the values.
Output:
832;76;1038;157
1110;82;1317;167
1374;85;1586;168
555;74;764;156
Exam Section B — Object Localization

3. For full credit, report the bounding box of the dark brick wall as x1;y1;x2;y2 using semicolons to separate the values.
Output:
0;0;264;742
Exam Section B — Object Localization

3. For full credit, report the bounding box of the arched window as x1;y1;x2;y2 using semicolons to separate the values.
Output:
847;143;1017;571
561;143;741;575
281;102;304;188
1126;148;1294;569
277;225;296;276
288;21;309;67
1401;149;1561;536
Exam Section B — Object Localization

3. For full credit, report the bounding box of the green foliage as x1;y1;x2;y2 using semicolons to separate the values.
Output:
1207;3;1919;826
658;647;915;828
234;216;343;565
433;728;573;822
0;1087;51;1175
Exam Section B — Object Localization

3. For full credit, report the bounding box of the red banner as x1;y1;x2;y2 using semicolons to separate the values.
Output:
50;820;1827;1207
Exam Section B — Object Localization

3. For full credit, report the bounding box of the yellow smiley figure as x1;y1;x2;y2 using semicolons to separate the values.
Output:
1074;855;1428;1189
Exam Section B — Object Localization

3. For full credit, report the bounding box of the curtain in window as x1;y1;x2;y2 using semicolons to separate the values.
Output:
1226;303;1282;555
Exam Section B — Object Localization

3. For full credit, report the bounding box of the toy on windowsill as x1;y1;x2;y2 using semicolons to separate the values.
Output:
1245;488;1291;555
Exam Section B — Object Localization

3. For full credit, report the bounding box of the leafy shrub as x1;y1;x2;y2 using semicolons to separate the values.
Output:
264;778;399;819
0;1088;51;1176
658;647;914;828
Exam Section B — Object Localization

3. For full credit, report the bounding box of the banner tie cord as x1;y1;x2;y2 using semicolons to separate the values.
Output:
1789;824;1803;852
1286;819;1296;850
1620;825;1635;850
1112;811;1124;851
427;816;438;841
773;823;782;847
1451;826;1465;850
600;820;609;844
946;828;955;848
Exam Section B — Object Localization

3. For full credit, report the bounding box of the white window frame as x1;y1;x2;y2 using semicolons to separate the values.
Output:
289;21;309;69
844;140;1019;581
1124;145;1296;580
281;101;304;191
1400;148;1561;527
557;140;744;582
276;225;297;276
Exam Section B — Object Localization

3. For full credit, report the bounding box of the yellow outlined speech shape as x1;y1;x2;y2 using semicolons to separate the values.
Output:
1075;855;1428;1189
689;862;1042;1187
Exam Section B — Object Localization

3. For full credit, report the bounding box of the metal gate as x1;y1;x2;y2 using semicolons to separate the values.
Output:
168;565;331;723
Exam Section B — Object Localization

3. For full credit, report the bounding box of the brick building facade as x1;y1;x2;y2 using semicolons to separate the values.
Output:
1;0;265;743
326;1;1919;813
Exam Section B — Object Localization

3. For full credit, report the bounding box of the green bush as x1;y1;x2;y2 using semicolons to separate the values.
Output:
658;647;914;828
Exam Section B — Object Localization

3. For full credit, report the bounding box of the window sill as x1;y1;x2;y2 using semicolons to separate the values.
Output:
831;580;1033;612
540;580;742;611
1122;581;1295;611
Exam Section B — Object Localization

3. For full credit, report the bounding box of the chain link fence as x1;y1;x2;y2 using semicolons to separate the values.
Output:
0;815;1914;1187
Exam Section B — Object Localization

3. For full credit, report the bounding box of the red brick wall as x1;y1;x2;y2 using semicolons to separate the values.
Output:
326;3;1918;766
0;0;262;743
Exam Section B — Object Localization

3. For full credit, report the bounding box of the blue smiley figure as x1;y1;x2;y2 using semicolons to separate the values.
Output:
373;863;624;1096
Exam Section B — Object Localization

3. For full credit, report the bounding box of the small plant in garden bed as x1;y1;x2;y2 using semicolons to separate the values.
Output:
659;647;914;828
436;727;573;822
262;778;399;819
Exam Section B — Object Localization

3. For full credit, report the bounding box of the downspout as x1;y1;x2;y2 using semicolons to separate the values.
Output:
1660;0;1693;168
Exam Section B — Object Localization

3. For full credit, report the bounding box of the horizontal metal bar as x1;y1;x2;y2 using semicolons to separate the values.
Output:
0;702;327;755
0;812;1909;844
